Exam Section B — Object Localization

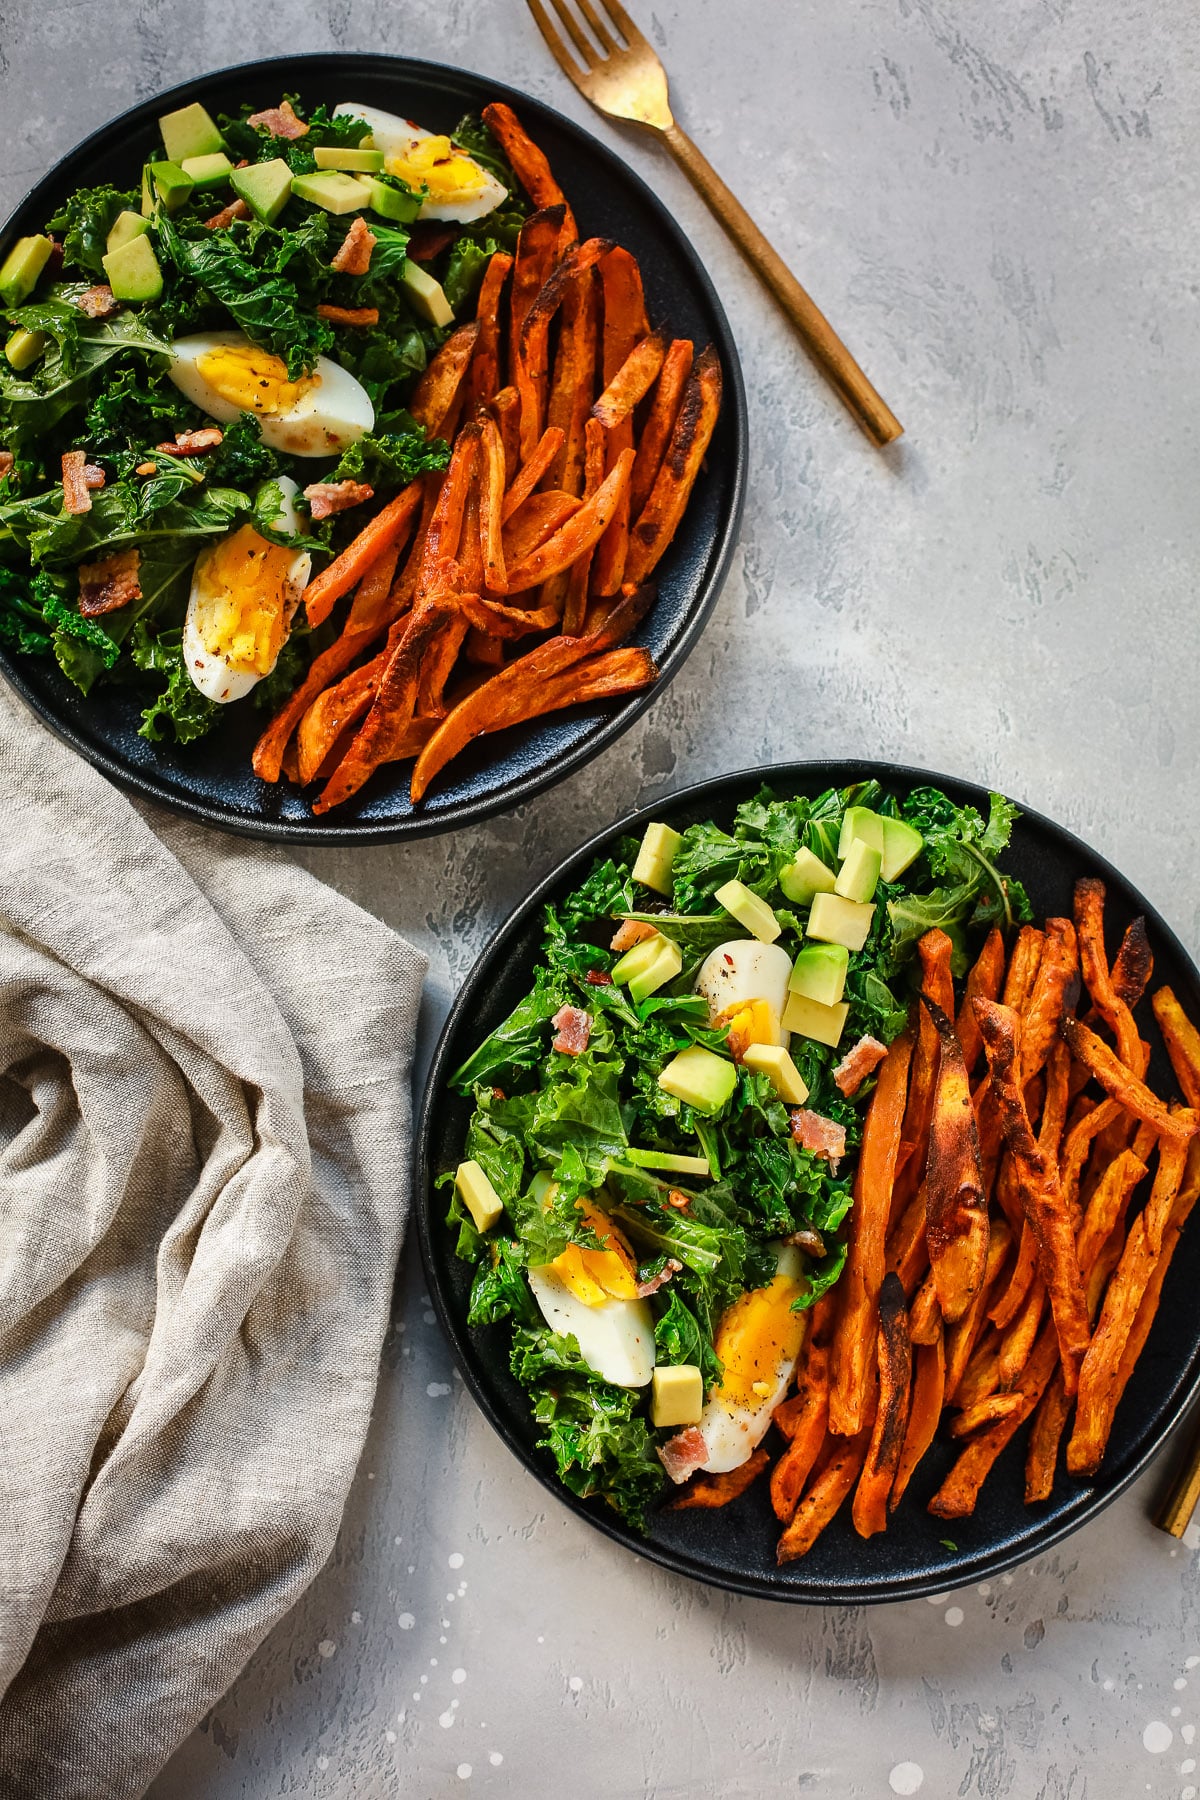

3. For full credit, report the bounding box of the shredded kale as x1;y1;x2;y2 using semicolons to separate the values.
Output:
328;426;450;494
129;622;219;744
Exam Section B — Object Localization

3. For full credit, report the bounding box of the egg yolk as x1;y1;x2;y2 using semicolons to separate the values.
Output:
385;136;485;200
550;1197;640;1304
193;526;299;673
195;345;314;416
711;1266;806;1409
722;999;783;1061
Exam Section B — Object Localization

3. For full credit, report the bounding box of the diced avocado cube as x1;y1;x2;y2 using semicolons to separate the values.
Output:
150;161;195;214
530;1170;558;1209
291;170;369;215
741;1042;810;1105
315;144;385;173
101;234;164;304
807;892;875;954
5;327;48;371
650;1363;704;1428
715;878;781;944
230;158;296;225
778;846;837;906
632;820;681;895
781;990;849;1050
837;805;885;861
657;1044;737;1115
355;173;423;223
789;943;849;1008
611;932;666;988
140;164;155;218
455;1159;504;1233
159;100;226;163
106;209;151;255
624;1148;710;1176
628;938;683;1004
881;816;924;883
180;151;234;188
401;259;455;327
0;235;52;308
835;837;882;904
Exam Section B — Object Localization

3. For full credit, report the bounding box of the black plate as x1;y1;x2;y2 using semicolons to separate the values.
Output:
0;55;746;844
417;760;1200;1603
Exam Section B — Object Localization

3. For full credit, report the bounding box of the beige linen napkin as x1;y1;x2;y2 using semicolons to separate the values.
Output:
0;683;424;1799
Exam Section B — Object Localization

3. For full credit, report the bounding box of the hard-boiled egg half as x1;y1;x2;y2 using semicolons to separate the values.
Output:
334;102;508;223
167;331;374;457
663;1245;807;1479
696;939;792;1059
527;1182;653;1387
182;476;311;704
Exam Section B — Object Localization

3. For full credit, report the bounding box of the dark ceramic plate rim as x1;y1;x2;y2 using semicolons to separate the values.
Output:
0;53;747;845
416;759;1200;1604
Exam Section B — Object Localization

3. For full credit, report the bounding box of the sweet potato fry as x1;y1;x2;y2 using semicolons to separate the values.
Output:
889;1325;942;1508
482;102;577;238
957;927;1006;1079
923;996;989;1323
1112;916;1153;1008
885;1187;929;1298
1075;1147;1148;1279
501;490;580;565
998;1276;1044;1388
1017;917;1079;1084
547;269;598;494
1060;1097;1122;1228
893;932;956;1217
1106;1141;1200;1409
509;206;567;381
457;593;560;639
908;1271;941;1345
830;1032;913;1436
410;322;480;440
1002;926;1044;1011
312;606;449;813
1039;1040;1072;1170
252;624;383;781
954;1330;1001;1413
624;344;723;590
975;999;1091;1392
944;1218;1011;1405
505;449;634;594
477;416;508;597
776;1417;875;1564
502;426;565;523
1075;877;1141;1068
1061;1016;1198;1145
303;481;424;629
296;652;384;786
630;338;694;518
1152;986;1200;1110
593;332;667;429
770;1303;835;1522
668;1446;770;1510
591;247;648;596
345;539;404;636
463;250;513;414
990;1219;1037;1330
852;1274;912;1537
518;238;613;458
949;1392;1025;1437
928;1321;1059;1519
563;418;606;636
1025;1367;1070;1502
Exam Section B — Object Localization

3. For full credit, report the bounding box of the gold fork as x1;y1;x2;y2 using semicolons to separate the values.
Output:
525;0;903;446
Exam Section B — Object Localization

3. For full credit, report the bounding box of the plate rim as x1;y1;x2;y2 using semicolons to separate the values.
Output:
416;756;1200;1604
0;51;748;845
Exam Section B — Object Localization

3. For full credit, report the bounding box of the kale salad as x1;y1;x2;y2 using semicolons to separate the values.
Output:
0;91;525;743
443;780;1030;1528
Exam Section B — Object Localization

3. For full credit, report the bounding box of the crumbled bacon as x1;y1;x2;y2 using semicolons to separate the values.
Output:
61;451;93;516
636;1257;682;1298
204;197;250;230
78;547;141;617
315;303;381;327
330;215;376;276
609;918;658;953
833;1034;888;1098
585;969;612;986
135;461;158;477
666;1190;691;1210
83;464;105;491
46;239;63;274
790;1108;847;1168
302;479;375;521
76;284;120;319
406;222;458;264
551;1005;591;1056
659;1426;710;1484
247;99;308;139
156;427;224;456
0;451;13;481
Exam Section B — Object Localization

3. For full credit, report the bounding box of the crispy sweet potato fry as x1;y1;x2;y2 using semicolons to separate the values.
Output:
476;415;509;598
624;344;722;590
990;1214;1037;1330
1002;926;1044;1012
852;1274;912;1537
1075;877;1141;1068
1112;916;1153;1008
669;1446;770;1510
1152;987;1200;1110
944;1218;1011;1405
345;539;404;636
457;593;559;639
892;1325;945;1508
509;206;567;380
908;1271;941;1345
518;238;613;458
502;426;566;522
998;1276;1044;1389
830;1032;913;1436
957;927;1006;1079
296;653;383;786
630;338;694;518
886;1187;929;1298
949;1392;1025;1436
929;1320;1059;1519
563;418;605;636
776;1417;875;1564
591;247;648;596
482;102;577;237
547;269;598;494
410;322;480;440
593;331;667;429
1018;918;1079;1084
463;250;513;414
504;449;634;594
303;481;424;629
893;932;956;1217
1106;1141;1200;1409
1061;1016;1198;1145
252;624;384;781
924;996;989;1323
1025;1366;1071;1502
312;605;449;812
501;490;580;565
770;1301;835;1522
1076;1148;1148;1278
954;1329;1001;1412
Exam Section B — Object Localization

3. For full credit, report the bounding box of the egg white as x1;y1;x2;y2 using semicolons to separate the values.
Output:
333;102;509;223
696;939;793;1050
166;331;374;457
182;476;311;704
527;1264;654;1388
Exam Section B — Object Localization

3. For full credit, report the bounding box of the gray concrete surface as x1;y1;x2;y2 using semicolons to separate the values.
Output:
5;0;1200;1794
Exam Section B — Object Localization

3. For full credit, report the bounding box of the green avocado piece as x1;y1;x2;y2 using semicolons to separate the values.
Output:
611;934;666;989
180;151;234;188
230;158;295;225
159;101;225;163
627;938;683;1004
838;805;885;861
0;235;52;308
400;259;455;326
101;234;164;304
778;846;836;905
880;816;925;883
657;1044;738;1115
150;161;195;214
106;210;151;255
5;326;48;371
314;145;385;173
290;170;369;215
835;837;882;904
788;942;849;1008
354;173;422;223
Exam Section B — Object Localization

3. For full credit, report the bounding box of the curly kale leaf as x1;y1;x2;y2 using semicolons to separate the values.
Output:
129;622;218;744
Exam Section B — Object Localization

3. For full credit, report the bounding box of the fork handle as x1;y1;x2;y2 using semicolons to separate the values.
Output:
660;122;903;447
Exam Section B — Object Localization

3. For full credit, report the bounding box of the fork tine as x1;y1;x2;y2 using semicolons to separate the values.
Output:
591;0;650;49
548;0;599;68
525;0;589;84
574;0;621;55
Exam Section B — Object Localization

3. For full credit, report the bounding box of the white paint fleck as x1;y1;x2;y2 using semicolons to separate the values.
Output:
536;1635;544;1644
317;1756;329;1771
442;1618;451;1628
318;1640;337;1659
440;1710;455;1729
453;1668;467;1684
431;1658;438;1667
1184;1759;1197;1774
457;1765;472;1780
458;1582;468;1594
449;1553;465;1569
1173;1705;1183;1716
924;1595;943;1606
490;1752;504;1766
1184;1725;1196;1746
394;1535;403;1545
420;1675;428;1685
440;1636;447;1645
427;1382;451;1397
889;1764;925;1796
1188;1657;1200;1670
408;1565;415;1574
977;1583;991;1597
385;1730;396;1744
1177;1678;1189;1690
399;1613;415;1630
1144;1721;1173;1754
351;1611;362;1624
569;1676;583;1692
1184;1788;1197;1800
1104;1679;1115;1692
1002;1574;1014;1587
944;1607;964;1627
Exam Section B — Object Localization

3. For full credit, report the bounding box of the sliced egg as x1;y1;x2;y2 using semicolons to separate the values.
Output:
550;1197;640;1303
668;1245;807;1478
182;476;311;704
528;1264;654;1388
166;331;374;457
334;102;509;223
696;939;793;1057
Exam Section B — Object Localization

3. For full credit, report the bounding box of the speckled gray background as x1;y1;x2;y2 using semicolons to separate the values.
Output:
5;0;1200;1795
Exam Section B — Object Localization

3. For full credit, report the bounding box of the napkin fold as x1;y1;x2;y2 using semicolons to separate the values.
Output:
0;684;425;1799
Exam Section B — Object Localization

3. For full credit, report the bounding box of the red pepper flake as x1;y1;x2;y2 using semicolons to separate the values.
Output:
585;969;613;987
723;952;734;967
492;1087;506;1102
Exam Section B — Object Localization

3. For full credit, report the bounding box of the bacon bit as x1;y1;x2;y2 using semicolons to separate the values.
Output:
46;239;64;274
302;479;375;521
205;196;251;229
833;1034;888;1097
492;1087;506;1101
135;461;158;477
75;284;120;319
406;222;458;263
609;918;658;953
784;1225;827;1257
636;1256;682;1298
330;214;376;275
315;303;381;328
247;99;308;139
585;969;613;987
666;1189;691;1210
551;1004;591;1056
83;464;105;490
156;427;224;456
658;1425;710;1485
61;451;93;515
78;547;141;617
0;451;13;480
790;1108;848;1168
